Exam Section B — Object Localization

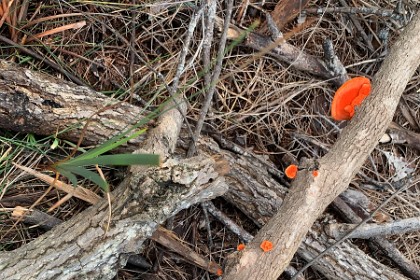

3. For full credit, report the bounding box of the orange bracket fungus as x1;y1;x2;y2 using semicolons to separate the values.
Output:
260;240;273;252
285;164;298;179
237;243;246;251
331;76;371;121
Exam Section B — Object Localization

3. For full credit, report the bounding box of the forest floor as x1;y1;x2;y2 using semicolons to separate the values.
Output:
0;1;419;279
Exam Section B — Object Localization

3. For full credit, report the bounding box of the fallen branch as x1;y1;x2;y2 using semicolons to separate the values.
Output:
332;195;420;279
0;155;228;279
215;16;348;86
11;205;223;276
325;216;420;239
222;11;420;280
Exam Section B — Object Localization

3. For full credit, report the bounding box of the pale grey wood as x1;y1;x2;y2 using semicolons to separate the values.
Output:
325;217;420;239
222;11;420;280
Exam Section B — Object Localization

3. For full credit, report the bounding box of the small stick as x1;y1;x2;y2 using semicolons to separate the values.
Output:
325;216;420;239
337;0;375;53
12;206;62;230
200;203;214;248
201;0;217;99
187;0;234;156
151;226;222;276
322;39;349;86
304;7;403;21
203;201;254;243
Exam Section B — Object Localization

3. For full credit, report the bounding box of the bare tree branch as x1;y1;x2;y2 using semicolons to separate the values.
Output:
222;12;420;280
325;216;420;239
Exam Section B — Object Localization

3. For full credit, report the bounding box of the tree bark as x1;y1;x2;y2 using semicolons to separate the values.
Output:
0;59;148;150
0;164;228;279
196;136;408;280
0;57;229;279
0;60;411;279
222;11;420;280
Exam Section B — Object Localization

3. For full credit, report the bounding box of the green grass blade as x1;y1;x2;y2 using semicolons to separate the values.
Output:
55;167;78;188
68;128;148;164
61;165;109;192
59;154;160;167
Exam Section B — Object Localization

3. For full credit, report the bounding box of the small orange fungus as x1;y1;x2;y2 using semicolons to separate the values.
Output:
285;164;298;179
237;243;246;251
312;170;319;177
260;240;273;252
331;77;371;121
216;268;223;276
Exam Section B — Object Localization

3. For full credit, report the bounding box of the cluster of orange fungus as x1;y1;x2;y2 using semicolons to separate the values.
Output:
312;170;319;177
260;240;273;252
216;268;223;276
237;243;246;251
285;164;298;179
331;77;371;121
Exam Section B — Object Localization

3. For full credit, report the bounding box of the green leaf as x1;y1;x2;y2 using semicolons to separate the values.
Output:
55;167;78;188
60;165;109;192
50;138;60;150
59;154;160;167
69;128;148;164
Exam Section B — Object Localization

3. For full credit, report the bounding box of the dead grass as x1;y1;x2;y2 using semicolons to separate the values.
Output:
0;0;419;279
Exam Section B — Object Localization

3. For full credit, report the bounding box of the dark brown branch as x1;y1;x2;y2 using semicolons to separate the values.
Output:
270;0;311;30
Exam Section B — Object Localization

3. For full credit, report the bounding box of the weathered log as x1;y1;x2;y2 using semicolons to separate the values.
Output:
0;164;227;279
0;59;148;150
196;136;408;280
0;60;409;279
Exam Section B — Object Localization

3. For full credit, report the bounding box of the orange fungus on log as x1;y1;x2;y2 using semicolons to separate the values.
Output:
216;268;223;276
312;170;319;177
331;76;371;121
285;164;298;179
260;240;273;252
237;243;246;251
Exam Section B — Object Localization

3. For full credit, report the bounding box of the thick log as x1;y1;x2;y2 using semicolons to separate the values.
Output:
0;60;408;279
0;59;148;150
0;153;228;279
